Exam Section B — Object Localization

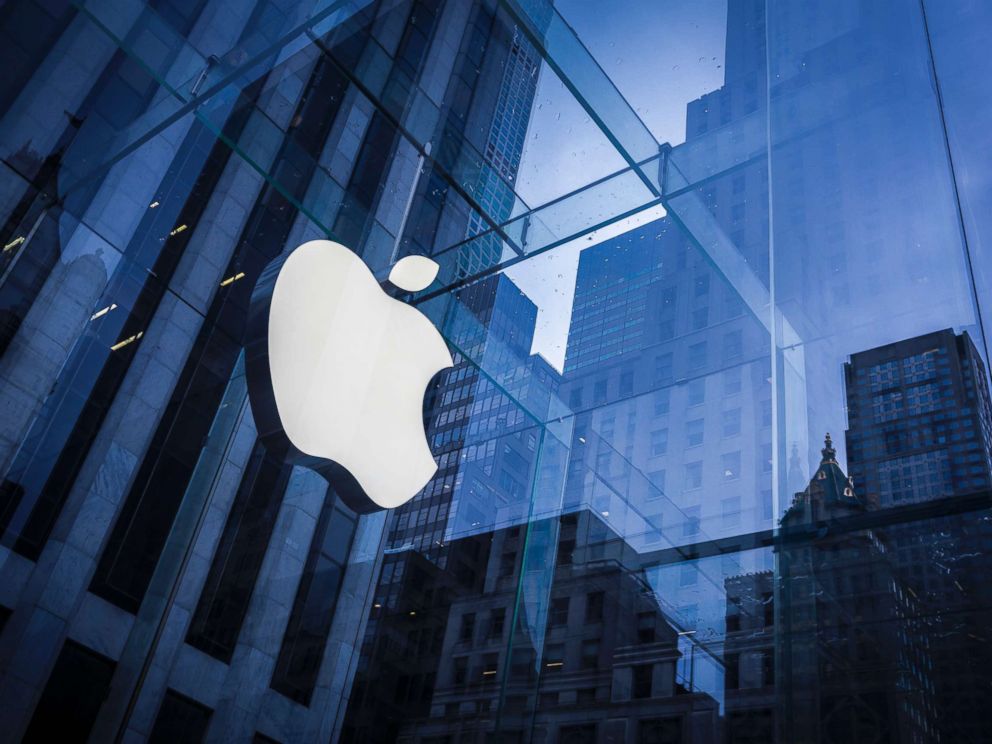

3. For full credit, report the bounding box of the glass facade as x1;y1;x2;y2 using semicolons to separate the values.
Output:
0;0;989;742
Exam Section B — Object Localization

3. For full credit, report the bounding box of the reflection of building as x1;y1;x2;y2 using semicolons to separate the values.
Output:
458;29;539;278
844;329;992;741
343;273;558;743
845;329;992;505
390;273;548;558
0;2;549;741
394;510;722;743
553;223;774;657
775;435;936;744
722;570;775;744
559;225;774;548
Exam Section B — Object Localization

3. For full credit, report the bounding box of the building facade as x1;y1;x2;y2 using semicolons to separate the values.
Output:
0;1;546;741
844;329;992;741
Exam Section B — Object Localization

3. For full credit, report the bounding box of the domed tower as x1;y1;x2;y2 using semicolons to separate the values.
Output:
775;434;937;742
781;434;862;527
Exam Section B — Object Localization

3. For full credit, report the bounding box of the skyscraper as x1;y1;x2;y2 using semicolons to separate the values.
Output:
845;329;992;504
340;271;563;742
775;435;936;743
843;328;992;740
0;2;547;741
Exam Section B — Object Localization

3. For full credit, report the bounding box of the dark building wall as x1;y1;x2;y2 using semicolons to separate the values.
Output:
0;2;545;742
843;328;992;741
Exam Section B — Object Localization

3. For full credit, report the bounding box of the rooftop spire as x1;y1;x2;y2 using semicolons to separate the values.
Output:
821;432;836;463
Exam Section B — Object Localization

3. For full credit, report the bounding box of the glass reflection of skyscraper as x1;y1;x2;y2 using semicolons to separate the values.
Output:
458;31;539;279
395;511;723;744
774;435;937;744
844;329;992;742
0;2;549;741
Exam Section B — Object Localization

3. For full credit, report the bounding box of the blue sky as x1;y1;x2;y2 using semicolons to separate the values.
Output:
509;0;728;369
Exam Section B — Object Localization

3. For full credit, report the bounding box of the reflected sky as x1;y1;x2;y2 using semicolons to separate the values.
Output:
509;1;728;370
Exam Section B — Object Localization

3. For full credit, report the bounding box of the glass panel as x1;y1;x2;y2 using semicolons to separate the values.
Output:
0;1;990;742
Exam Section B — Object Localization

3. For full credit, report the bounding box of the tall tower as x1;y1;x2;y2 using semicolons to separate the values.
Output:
843;328;992;740
458;30;540;278
844;329;992;505
776;435;936;743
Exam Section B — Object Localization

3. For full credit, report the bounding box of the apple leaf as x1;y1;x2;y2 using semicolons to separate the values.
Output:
389;254;440;292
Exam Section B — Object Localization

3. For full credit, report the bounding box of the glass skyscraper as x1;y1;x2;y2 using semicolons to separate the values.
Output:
0;0;990;742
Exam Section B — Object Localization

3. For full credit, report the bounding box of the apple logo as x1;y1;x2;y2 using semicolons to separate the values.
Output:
245;239;452;513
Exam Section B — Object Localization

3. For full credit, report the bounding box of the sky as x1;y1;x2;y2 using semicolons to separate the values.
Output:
505;0;729;371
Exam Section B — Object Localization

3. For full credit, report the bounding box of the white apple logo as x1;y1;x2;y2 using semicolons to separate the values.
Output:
245;239;452;513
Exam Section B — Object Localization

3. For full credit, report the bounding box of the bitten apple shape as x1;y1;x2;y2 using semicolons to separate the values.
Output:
245;239;452;513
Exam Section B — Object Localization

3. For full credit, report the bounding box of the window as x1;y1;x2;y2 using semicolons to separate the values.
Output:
722;451;741;480
686;419;704;447
872;389;904;422
648;469;666;493
724;367;742;395
638;612;656;644
723;330;743;360
633;664;653;699
655;353;674;384
187;443;290;663
903;350;938;382
726;610;741;633
680;563;697;586
489;608;505;638
620;370;634;396
638;718;682;744
482;653;498;679
906;382;941;414
271;500;357;705
722;408;741;437
550;597;570;626
683;506;701;536
150;691;212;744
761;490;773;520
560;724;596;744
688;379;706;406
651;429;669;456
594;379;608;403
692;306;709;329
689;341;707;370
685;462;703;490
586;591;605;622
654;389;671;416
453;656;468;685
725;652;740;689
557;539;575;565
581;639;600;669
868;360;900;391
722;496;741;527
459;612;475;642
569;387;583;409
499;551;517;578
23;641;116;743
